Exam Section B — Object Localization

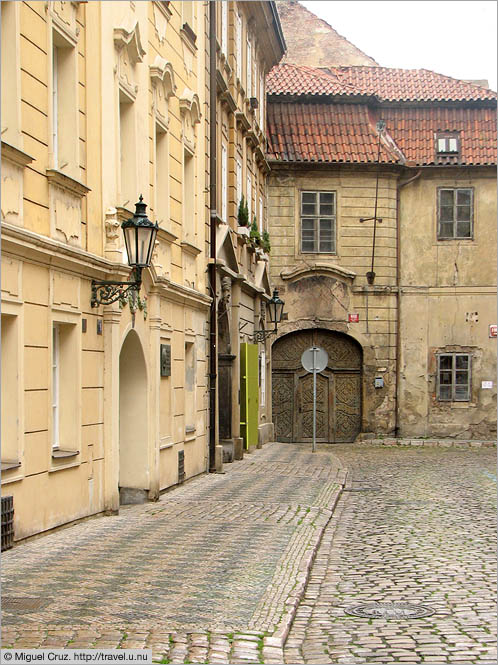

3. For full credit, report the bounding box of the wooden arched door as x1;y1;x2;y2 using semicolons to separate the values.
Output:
272;330;362;443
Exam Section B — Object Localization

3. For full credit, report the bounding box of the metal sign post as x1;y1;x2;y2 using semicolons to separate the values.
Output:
301;346;328;453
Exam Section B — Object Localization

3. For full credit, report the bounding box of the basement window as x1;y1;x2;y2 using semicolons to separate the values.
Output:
437;353;471;401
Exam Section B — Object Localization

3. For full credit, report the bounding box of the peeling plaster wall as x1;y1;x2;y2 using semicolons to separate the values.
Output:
268;166;399;437
398;170;497;439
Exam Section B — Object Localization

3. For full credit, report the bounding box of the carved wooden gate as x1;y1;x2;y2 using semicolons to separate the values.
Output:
272;330;362;443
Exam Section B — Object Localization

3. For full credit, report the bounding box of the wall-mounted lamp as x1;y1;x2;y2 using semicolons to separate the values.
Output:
91;196;158;307
253;289;285;342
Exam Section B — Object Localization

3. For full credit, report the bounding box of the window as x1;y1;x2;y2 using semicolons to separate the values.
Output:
51;322;79;452
185;342;196;432
155;124;169;225
235;13;242;80
246;37;252;95
436;132;459;155
236;158;242;205
438;188;473;239
52;30;78;175
221;143;228;223
1;314;20;464
119;92;137;208
437;353;471;401
1;1;21;146
184;148;195;239
221;0;228;56
301;191;336;253
246;173;252;218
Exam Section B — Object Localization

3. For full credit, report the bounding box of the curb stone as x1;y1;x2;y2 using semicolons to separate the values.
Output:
263;467;348;651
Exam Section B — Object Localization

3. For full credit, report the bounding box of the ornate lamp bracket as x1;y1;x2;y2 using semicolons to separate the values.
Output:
91;267;143;307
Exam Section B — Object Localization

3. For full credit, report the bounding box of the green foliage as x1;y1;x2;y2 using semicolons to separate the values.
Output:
262;230;271;253
237;195;249;226
250;216;261;244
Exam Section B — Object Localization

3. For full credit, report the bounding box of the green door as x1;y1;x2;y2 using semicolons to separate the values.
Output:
240;343;259;450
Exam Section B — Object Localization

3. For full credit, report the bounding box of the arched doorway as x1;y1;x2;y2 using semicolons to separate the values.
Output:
119;329;148;503
272;329;362;443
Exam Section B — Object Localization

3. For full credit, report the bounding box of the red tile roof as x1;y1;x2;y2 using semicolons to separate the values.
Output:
267;63;497;102
266;64;497;166
267;103;402;163
267;102;497;166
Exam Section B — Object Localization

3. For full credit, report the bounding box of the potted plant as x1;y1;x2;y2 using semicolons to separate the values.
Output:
237;195;249;231
262;231;271;254
250;215;261;246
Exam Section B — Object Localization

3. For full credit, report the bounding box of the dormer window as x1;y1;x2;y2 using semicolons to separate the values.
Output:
436;132;459;155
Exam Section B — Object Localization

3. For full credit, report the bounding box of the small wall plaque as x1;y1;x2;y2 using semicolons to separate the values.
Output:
489;325;497;338
161;344;171;377
349;313;359;323
482;381;493;389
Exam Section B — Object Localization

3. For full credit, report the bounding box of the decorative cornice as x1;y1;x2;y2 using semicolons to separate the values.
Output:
235;111;251;133
157;226;178;244
181;240;202;257
1;141;34;168
280;262;357;283
220;89;238;114
113;20;146;63
179;88;201;124
46;169;91;198
150;55;176;97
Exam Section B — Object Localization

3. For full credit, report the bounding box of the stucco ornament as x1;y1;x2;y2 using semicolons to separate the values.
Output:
114;19;145;100
150;56;176;130
104;207;121;247
179;88;201;151
221;276;231;307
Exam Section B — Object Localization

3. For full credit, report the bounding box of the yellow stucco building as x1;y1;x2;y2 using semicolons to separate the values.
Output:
1;1;285;542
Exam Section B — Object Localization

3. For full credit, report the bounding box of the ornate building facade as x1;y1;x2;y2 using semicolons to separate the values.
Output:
1;1;284;542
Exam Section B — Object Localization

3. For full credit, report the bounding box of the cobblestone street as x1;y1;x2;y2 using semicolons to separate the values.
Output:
285;443;497;665
2;440;496;664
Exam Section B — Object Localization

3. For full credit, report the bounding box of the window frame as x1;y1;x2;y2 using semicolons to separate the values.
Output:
435;131;460;156
436;352;471;402
437;187;474;240
300;190;337;254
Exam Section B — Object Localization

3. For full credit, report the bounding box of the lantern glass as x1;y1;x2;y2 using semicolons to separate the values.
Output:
122;197;158;269
268;289;284;325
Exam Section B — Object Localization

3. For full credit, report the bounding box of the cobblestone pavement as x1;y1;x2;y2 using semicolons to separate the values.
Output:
284;443;497;665
1;442;344;663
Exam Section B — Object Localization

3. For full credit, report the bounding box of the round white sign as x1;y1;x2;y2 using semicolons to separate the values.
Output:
301;346;328;373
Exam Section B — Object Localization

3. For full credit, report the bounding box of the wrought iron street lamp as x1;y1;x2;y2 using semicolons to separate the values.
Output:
253;289;285;342
91;196;158;307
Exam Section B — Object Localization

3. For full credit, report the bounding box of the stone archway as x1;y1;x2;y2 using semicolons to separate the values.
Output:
119;329;148;504
272;329;362;443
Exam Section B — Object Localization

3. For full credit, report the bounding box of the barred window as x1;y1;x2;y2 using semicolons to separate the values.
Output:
438;188;473;239
437;353;471;401
301;191;336;253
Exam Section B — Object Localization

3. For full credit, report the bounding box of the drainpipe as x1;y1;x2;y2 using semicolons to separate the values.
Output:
395;169;422;435
208;0;217;472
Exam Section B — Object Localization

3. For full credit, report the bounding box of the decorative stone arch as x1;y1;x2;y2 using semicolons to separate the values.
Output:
272;328;363;443
150;55;176;131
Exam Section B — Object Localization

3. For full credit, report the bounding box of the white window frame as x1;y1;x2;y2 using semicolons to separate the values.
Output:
221;1;228;57
52;45;59;167
300;190;336;254
246;173;252;219
235;12;242;80
236;158;242;206
221;142;228;223
246;37;252;96
52;324;60;449
259;195;263;233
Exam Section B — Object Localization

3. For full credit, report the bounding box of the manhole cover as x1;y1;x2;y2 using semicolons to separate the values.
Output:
346;602;435;619
2;597;47;612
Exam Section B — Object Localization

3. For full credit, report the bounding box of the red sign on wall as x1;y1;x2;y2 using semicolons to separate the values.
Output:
489;325;497;338
348;313;359;323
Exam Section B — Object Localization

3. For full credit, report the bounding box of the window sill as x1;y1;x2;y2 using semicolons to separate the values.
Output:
52;448;80;459
46;169;91;198
1;460;21;472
